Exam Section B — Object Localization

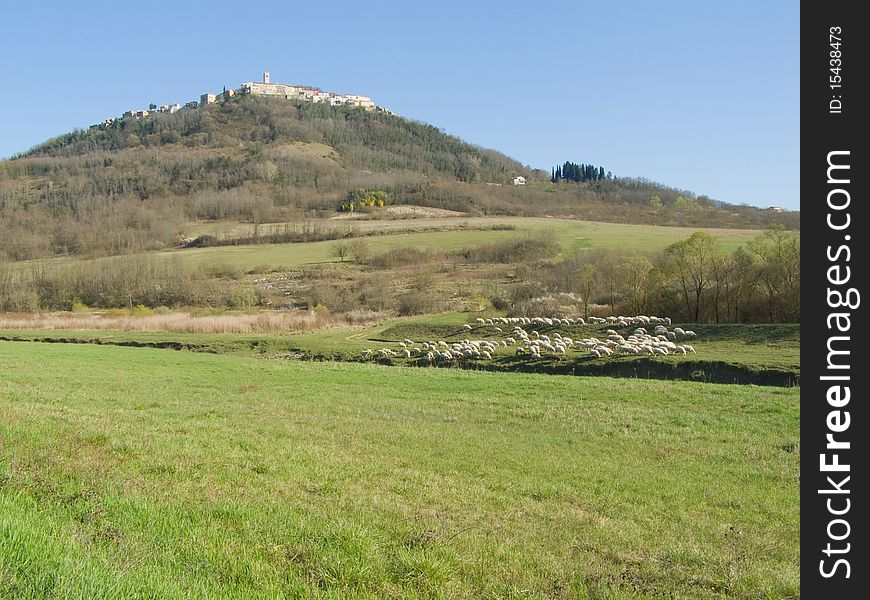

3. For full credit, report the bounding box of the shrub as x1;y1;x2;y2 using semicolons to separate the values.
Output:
339;189;389;212
454;232;559;264
368;247;437;270
397;289;437;316
348;238;371;264
131;304;154;316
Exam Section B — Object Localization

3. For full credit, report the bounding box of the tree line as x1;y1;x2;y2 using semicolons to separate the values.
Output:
0;226;799;323
507;227;799;323
551;161;612;183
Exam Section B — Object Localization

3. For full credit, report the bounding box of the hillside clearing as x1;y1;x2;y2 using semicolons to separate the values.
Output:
185;216;763;258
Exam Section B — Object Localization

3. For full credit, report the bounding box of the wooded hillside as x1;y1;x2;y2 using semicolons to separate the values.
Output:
0;96;798;260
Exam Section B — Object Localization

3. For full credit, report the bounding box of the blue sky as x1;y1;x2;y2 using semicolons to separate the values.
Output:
0;1;799;209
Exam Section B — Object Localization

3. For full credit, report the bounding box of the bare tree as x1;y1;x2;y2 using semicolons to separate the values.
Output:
663;232;720;322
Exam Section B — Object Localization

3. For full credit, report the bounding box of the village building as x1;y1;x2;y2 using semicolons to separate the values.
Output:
92;72;383;129
238;73;375;110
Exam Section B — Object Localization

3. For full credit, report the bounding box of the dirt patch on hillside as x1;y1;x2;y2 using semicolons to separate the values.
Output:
385;205;469;217
330;205;469;220
274;142;342;164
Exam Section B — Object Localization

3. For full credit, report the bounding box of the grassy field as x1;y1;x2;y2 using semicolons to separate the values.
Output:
1;341;799;599
171;218;762;270
27;217;763;275
189;217;763;254
0;315;800;384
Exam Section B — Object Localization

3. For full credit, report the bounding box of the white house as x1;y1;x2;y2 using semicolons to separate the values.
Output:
510;176;526;186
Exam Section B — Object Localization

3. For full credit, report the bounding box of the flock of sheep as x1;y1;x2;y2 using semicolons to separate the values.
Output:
360;315;699;365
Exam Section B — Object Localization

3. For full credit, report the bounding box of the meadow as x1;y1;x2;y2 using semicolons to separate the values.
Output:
0;341;799;599
0;313;800;385
170;217;762;271
26;217;762;275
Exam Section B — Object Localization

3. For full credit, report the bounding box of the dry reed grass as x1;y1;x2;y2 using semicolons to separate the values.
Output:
0;310;384;334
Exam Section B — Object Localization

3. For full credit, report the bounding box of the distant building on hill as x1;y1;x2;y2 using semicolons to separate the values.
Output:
91;72;383;129
237;72;375;110
510;176;527;186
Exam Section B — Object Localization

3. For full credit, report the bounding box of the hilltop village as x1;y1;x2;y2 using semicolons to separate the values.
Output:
91;72;387;130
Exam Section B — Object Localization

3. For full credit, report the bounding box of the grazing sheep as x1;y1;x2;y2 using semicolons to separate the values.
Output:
372;314;690;371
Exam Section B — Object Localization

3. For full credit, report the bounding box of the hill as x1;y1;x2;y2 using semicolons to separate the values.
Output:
1;96;797;260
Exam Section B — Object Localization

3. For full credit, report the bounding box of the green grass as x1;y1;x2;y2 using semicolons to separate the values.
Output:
0;317;800;385
1;342;799;598
167;218;762;271
191;217;763;255
28;218;764;275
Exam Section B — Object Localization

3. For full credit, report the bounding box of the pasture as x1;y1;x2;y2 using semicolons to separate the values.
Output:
0;341;799;598
0;316;800;385
175;217;762;271
26;217;763;276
